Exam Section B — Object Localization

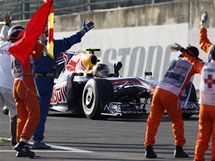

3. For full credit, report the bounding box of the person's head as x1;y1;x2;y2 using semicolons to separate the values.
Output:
39;33;47;45
186;46;199;58
8;25;25;43
92;63;110;78
209;45;215;61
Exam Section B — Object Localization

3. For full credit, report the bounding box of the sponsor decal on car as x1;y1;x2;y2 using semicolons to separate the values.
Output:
51;86;67;105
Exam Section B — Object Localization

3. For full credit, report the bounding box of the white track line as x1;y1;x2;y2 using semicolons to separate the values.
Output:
1;137;92;153
0;150;90;153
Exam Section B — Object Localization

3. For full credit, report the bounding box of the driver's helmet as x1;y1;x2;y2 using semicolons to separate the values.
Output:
92;63;110;78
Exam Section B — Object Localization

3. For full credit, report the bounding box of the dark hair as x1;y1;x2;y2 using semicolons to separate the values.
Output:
8;25;25;42
186;46;199;58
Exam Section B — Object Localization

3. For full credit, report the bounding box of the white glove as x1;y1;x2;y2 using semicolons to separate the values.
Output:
200;11;208;28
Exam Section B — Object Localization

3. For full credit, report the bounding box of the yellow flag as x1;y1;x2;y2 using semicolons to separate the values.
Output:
47;7;54;58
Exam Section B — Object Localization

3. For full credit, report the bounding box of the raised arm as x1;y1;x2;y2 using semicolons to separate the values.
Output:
0;11;12;41
199;11;213;55
54;21;94;55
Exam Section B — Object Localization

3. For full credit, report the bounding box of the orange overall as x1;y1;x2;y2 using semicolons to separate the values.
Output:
144;53;204;147
194;104;215;161
13;43;44;142
193;28;215;161
199;28;213;54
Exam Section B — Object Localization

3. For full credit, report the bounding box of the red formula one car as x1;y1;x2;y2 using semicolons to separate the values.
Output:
50;49;199;119
50;49;157;119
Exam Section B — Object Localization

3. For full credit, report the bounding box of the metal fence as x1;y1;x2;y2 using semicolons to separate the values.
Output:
0;0;176;21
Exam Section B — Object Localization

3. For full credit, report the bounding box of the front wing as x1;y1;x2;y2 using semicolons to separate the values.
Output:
180;101;199;115
101;102;147;116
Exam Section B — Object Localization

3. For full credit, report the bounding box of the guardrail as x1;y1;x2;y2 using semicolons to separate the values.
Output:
0;0;176;21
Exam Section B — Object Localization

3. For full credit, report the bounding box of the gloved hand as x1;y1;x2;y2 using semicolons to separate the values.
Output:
3;11;12;27
171;43;184;52
81;21;94;35
200;11;208;28
114;61;122;77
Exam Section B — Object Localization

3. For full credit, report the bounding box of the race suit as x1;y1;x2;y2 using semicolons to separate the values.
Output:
200;27;214;60
0;24;17;145
144;52;204;147
0;24;16;118
32;31;85;142
12;43;44;142
194;62;215;161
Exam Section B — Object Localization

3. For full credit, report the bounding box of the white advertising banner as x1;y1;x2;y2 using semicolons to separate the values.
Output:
55;23;191;85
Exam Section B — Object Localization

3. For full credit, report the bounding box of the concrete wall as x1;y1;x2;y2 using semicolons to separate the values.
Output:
1;0;214;30
54;0;215;31
55;1;195;31
54;2;186;31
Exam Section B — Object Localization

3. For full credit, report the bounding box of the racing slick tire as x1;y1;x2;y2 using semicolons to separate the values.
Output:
181;83;198;119
182;113;193;119
67;85;83;115
66;77;78;113
187;83;197;102
82;78;114;119
67;75;83;114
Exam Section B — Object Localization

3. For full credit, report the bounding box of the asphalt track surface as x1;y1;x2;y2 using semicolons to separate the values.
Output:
0;110;211;161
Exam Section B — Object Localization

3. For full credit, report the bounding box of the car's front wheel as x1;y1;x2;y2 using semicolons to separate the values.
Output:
82;78;114;119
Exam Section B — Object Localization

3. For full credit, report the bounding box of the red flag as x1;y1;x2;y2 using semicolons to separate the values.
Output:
9;0;53;65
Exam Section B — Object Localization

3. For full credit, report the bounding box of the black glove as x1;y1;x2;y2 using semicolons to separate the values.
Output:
81;21;94;35
114;61;122;77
